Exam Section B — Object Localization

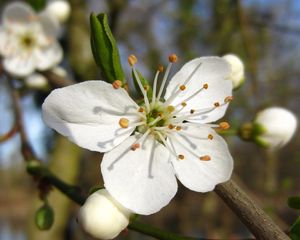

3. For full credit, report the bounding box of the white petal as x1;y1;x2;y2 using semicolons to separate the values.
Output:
167;124;233;192
38;11;60;38
101;135;177;215
2;2;35;25
42;81;140;152
3;54;35;77
35;42;63;70
164;57;232;123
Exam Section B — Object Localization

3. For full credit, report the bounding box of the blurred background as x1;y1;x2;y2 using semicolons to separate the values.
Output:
0;0;299;239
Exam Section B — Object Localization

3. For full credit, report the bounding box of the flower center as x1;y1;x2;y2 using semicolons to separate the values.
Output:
19;33;36;50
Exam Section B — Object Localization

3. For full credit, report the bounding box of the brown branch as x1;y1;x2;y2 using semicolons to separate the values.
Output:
41;70;74;88
215;180;289;240
0;123;18;143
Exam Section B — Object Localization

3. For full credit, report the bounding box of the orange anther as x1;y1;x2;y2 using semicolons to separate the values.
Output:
128;54;137;66
179;85;186;91
119;118;129;128
190;109;195;114
178;154;185;160
158;64;164;72
169;54;178;63
138;107;144;113
224;96;234;103
168;124;174;129
112;80;122;89
208;134;213;140
200;155;211;161
214;102;220;107
176;126;182;131
219;122;230;130
181;102;187;107
131;143;140;151
203;83;208;89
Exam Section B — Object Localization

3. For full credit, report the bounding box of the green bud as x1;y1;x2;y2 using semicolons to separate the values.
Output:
27;0;46;11
35;203;54;230
90;13;125;83
132;69;152;99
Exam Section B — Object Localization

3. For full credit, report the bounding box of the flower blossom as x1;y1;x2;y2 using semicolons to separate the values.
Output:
0;2;62;77
42;55;234;215
222;54;245;89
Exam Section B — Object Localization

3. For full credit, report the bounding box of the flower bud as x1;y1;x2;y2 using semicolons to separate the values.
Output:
222;54;245;89
35;203;54;230
25;73;48;89
78;189;131;240
45;0;71;23
254;107;297;148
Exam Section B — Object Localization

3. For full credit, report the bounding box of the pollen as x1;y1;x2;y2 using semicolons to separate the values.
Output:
181;102;187;107
131;143;140;151
128;54;137;66
224;96;234;103
112;80;122;89
168;124;174;129
214;102;220;107
119;118;129;128
169;54;178;63
203;83;208;89
219;122;230;130
208;134;213;140
179;85;186;91
176;126;182;131
158;64;164;72
200;155;211;161
190;109;195;114
178;154;185;160
138;107;144;113
167;105;175;113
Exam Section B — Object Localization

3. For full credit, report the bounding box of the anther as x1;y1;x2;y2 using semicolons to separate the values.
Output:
190;109;195;114
214;102;220;107
178;154;185;160
131;143;140;151
203;83;208;89
200;155;211;161
138;107;144;113
128;54;137;66
179;85;186;91
112;80;122;89
169;54;178;63
224;96;234;103
176;126;182;131
168;124;174;129
119;118;129;128
181;102;187;107
219;122;230;130
167;105;175;113
158;64;164;72
208;134;213;140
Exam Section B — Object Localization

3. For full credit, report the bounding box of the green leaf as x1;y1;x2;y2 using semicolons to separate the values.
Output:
288;196;300;210
27;0;46;11
35;203;54;230
90;13;125;83
291;216;300;240
132;69;152;99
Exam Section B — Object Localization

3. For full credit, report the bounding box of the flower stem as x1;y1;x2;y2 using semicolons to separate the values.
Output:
214;180;289;240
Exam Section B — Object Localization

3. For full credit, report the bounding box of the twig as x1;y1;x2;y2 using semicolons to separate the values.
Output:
41;70;74;88
0;123;18;143
215;180;289;240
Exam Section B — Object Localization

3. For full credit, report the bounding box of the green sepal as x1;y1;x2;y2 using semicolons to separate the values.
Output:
27;0;46;11
132;69;152;99
90;13;125;83
288;196;300;210
35;203;54;230
291;216;300;240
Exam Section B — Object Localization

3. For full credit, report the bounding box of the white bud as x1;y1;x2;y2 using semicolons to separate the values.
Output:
25;73;48;89
46;0;71;23
254;107;297;148
51;66;68;78
222;54;245;89
78;189;131;240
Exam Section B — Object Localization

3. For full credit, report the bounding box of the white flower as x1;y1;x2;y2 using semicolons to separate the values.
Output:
222;54;245;89
42;55;234;215
254;107;297;148
45;0;71;23
78;189;131;240
0;2;62;77
25;73;48;89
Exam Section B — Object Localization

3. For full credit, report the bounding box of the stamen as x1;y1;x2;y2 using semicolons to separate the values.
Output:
156;61;173;101
112;80;122;89
132;68;150;112
200;155;211;161
208;134;214;140
119;118;129;128
175;126;182;131
214;102;220;107
168;54;178;63
168;124;174;129
128;54;137;66
131;143;140;151
156;132;178;158
151;69;160;107
138;107;144;113
178;154;185;160
179;85;186;91
219;122;230;130
203;83;208;89
158;64;164;72
148;116;162;126
224;96;234;103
